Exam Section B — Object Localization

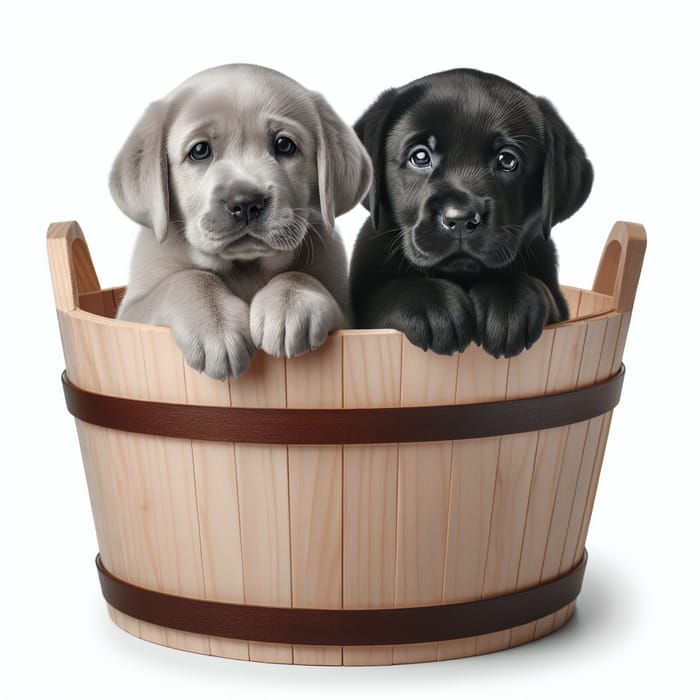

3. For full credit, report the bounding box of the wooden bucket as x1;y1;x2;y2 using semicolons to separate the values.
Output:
48;220;645;665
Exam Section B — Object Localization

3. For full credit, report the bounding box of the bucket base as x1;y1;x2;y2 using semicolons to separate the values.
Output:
105;601;576;666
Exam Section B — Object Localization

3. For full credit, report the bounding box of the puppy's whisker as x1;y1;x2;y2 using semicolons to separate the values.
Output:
370;226;402;241
383;230;406;264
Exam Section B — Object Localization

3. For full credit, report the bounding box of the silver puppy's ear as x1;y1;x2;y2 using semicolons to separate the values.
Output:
311;93;372;231
109;101;170;242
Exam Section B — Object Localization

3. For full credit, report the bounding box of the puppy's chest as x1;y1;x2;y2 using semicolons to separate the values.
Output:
219;252;296;303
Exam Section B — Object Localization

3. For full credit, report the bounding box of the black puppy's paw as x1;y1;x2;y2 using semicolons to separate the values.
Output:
370;278;475;355
470;277;561;359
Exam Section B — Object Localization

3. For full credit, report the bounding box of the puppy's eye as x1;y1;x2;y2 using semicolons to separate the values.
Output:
275;136;297;157
188;142;211;161
497;151;519;172
409;147;432;169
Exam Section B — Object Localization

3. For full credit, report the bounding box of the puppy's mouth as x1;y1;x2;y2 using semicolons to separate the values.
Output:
196;209;311;260
218;234;279;260
406;219;522;272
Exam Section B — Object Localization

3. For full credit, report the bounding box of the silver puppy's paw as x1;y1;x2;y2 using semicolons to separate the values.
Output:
250;272;346;358
171;297;255;380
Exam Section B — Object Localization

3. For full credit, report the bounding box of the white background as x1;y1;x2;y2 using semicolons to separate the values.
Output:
1;0;697;697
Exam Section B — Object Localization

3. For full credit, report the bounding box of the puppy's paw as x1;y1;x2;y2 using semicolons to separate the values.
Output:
370;278;475;355
171;296;255;380
250;272;346;358
470;277;561;358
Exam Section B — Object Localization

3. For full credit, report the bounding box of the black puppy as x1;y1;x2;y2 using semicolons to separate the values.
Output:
349;69;593;357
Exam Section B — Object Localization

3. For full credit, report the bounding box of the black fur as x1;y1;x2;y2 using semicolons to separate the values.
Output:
349;69;593;358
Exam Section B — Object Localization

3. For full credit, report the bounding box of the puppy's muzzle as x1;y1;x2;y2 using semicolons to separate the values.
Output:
438;202;490;236
440;208;482;233
224;191;267;225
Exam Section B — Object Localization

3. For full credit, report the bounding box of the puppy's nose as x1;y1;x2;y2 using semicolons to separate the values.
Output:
440;208;483;233
225;192;266;224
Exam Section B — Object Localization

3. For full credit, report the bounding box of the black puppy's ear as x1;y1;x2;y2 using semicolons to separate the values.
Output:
537;97;594;238
354;88;399;228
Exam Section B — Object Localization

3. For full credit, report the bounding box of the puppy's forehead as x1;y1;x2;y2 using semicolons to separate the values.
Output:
391;75;544;150
168;68;318;140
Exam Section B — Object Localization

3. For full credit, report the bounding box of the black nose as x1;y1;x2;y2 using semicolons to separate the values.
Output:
225;192;266;224
440;210;483;233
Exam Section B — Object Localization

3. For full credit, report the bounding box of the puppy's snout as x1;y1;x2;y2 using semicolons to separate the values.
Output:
225;192;267;225
439;206;487;234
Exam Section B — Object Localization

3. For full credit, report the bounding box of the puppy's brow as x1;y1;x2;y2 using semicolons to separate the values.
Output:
268;116;312;142
399;131;437;153
182;121;217;143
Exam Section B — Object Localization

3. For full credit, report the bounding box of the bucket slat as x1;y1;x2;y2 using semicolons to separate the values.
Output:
83;319;165;643
560;315;624;570
506;321;589;648
530;314;614;639
393;339;459;664
437;345;510;660
180;359;248;660
548;314;626;637
229;352;293;664
136;329;211;654
561;286;582;317
577;291;614;317
342;332;402;666
286;336;344;665
473;331;555;655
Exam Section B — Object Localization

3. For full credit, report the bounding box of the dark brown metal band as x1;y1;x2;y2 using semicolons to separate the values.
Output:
62;366;624;445
97;551;587;646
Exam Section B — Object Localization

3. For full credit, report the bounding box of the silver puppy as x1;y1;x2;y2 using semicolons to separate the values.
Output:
111;64;370;378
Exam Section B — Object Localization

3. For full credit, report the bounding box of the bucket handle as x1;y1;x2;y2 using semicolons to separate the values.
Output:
593;220;647;313
47;221;100;313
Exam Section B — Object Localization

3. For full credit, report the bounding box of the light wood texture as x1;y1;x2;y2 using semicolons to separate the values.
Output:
48;221;646;666
506;321;588;648
531;314;613;640
561;315;623;568
576;290;615;317
286;336;344;665
392;339;459;664
47;221;99;313
230;352;293;664
342;331;402;665
437;344;509;660
593;221;647;313
473;330;555;655
183;364;248;660
78;287;123;318
560;286;582;317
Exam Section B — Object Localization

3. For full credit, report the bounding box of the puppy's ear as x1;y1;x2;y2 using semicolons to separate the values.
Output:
538;97;594;237
311;93;372;231
353;88;398;228
110;101;170;242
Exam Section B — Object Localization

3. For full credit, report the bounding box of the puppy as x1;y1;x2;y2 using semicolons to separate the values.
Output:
349;68;593;358
111;64;371;378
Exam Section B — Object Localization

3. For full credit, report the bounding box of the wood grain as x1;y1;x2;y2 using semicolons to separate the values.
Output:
49;221;646;666
474;331;555;655
230;352;293;664
393;340;458;664
507;321;588;648
183;360;248;661
437;345;509;661
342;331;402;666
286;336;343;665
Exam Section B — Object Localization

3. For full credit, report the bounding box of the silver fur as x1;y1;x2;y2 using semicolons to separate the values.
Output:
111;64;371;379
